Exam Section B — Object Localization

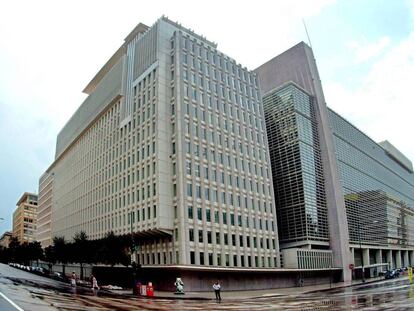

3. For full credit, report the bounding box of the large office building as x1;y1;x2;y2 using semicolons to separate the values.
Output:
38;17;414;288
257;42;414;281
13;192;38;243
39;17;280;289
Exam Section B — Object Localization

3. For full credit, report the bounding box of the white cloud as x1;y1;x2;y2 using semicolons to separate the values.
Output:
325;32;414;162
347;36;390;64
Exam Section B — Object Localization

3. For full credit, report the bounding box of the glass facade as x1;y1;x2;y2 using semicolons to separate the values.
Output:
264;82;414;251
263;80;414;252
328;109;414;247
263;83;328;245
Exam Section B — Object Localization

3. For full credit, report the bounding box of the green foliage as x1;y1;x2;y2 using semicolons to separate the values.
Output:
1;238;44;265
53;236;68;264
2;232;140;274
96;231;131;267
44;245;56;266
0;246;10;263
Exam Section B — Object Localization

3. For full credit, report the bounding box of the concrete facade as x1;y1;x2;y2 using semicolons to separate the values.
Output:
43;17;279;272
13;192;38;243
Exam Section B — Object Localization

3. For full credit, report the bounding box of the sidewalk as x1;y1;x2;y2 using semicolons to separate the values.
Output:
109;276;388;300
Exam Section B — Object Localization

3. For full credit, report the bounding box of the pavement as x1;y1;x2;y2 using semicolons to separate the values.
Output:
108;276;387;300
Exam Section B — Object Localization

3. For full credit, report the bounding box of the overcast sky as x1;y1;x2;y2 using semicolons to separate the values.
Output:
1;0;413;234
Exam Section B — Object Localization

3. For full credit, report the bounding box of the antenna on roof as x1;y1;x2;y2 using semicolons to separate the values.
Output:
302;18;313;49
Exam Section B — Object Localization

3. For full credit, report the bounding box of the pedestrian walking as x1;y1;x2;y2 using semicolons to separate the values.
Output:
70;271;77;287
91;274;99;295
213;281;221;300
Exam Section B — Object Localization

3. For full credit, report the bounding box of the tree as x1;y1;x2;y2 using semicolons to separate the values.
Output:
72;231;90;280
8;237;21;263
44;245;56;274
97;231;130;267
0;246;10;263
26;241;44;265
53;236;68;276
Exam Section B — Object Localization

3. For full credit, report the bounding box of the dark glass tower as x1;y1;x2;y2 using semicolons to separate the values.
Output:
263;83;328;246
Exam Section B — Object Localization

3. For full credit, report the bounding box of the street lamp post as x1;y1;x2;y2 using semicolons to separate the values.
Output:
356;217;365;283
130;211;139;295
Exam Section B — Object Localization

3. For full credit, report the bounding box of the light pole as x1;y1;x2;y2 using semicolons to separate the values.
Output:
130;211;137;294
356;216;365;283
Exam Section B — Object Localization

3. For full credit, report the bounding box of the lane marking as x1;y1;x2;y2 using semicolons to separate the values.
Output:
0;292;24;311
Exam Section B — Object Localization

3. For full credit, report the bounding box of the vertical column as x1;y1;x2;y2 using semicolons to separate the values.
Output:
303;45;352;282
386;250;393;270
396;250;402;268
363;248;369;271
376;249;383;272
410;250;414;266
403;250;409;267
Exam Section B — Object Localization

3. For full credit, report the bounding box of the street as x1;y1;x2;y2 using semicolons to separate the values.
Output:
1;263;414;310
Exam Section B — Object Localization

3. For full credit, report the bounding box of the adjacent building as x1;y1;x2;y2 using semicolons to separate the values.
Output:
37;172;53;248
256;42;414;281
13;192;38;243
330;111;414;274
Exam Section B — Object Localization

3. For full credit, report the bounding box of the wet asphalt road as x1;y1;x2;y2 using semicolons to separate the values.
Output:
0;293;19;311
1;263;414;310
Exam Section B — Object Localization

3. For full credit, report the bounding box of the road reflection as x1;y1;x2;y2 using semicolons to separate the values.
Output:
3;272;414;310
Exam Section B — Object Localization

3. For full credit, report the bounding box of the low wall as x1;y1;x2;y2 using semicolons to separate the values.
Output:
33;262;342;292
36;262;93;280
140;268;340;291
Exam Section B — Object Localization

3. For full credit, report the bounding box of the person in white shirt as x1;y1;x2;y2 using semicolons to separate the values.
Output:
213;281;221;300
70;272;77;287
91;274;99;295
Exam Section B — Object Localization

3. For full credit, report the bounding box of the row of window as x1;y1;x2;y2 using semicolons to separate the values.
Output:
187;205;274;230
189;251;276;268
183;116;264;155
176;35;258;87
181;71;261;116
185;182;271;210
188;228;276;249
184;160;267;190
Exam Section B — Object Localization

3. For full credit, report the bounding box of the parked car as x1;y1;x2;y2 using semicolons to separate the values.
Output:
51;271;68;282
51;272;60;280
32;267;45;275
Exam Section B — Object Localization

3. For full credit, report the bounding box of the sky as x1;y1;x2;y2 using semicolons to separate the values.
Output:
0;0;413;235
